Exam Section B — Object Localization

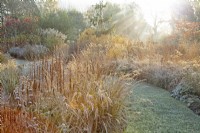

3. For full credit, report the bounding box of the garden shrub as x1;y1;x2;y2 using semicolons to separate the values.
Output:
0;16;41;51
41;28;67;51
9;44;49;60
39;9;86;42
182;62;200;95
23;44;49;60
3;16;39;38
1;34;41;46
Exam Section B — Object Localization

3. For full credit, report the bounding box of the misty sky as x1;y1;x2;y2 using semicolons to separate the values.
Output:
59;0;176;32
59;0;174;27
59;0;133;11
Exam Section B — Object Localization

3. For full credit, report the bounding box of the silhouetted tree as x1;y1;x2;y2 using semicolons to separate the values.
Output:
86;1;114;36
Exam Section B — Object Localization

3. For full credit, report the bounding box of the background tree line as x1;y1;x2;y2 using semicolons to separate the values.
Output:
1;0;200;43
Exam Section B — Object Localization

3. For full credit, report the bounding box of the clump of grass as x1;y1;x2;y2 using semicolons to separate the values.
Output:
0;53;8;63
15;43;130;132
0;61;20;97
65;59;129;132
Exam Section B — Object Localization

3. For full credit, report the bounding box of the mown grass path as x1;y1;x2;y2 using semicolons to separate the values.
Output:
126;83;200;133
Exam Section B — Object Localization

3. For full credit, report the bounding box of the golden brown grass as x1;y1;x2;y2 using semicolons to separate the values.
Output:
12;41;131;132
0;107;58;133
78;33;200;96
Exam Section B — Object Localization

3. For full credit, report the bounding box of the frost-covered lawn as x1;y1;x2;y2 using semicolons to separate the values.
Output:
126;83;200;133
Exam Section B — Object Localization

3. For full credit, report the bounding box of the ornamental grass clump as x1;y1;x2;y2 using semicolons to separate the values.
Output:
0;61;19;96
15;43;130;132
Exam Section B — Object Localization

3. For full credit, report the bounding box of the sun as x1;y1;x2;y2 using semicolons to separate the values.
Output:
134;0;175;26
